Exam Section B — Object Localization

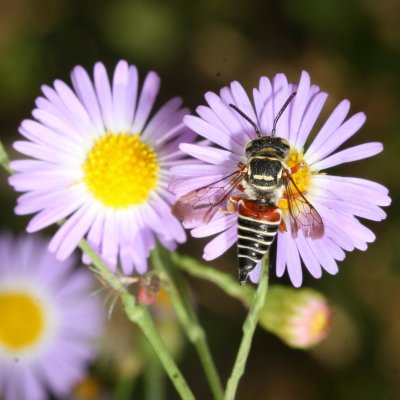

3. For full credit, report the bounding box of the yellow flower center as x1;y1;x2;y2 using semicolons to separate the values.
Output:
310;309;330;336
83;133;159;209
0;292;44;350
278;148;311;210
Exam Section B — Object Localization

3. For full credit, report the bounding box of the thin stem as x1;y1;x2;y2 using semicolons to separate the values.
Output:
0;141;13;174
78;238;127;294
152;247;224;400
80;238;195;400
171;252;254;308
113;375;136;400
143;353;165;400
121;294;195;400
224;257;269;400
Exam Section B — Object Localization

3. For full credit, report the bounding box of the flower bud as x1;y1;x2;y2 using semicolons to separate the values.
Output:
259;285;332;349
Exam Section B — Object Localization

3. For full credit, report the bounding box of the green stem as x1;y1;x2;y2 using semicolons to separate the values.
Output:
78;238;127;294
224;258;269;400
152;247;224;400
0;141;13;174
121;294;195;400
143;354;165;400
171;252;254;308
80;238;195;400
113;375;136;400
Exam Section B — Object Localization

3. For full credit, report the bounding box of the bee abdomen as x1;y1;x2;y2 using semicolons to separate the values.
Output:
237;203;281;285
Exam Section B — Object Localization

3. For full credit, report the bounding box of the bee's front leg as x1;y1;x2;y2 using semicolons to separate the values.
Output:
220;195;244;214
290;161;305;175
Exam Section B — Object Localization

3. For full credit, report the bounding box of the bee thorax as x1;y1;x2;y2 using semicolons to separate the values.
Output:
241;179;284;205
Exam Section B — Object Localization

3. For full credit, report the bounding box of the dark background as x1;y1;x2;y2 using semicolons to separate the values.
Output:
0;0;399;399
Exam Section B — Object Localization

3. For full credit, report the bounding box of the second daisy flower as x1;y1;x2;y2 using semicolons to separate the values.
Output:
172;71;391;287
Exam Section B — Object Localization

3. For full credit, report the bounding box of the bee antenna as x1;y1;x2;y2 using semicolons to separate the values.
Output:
229;104;262;138
271;92;297;137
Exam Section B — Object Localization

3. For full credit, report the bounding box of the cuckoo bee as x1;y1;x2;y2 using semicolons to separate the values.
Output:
173;92;324;284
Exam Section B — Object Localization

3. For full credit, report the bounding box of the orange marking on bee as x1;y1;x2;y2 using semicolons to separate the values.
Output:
279;219;287;233
289;162;305;175
239;199;281;222
237;183;245;192
226;195;243;212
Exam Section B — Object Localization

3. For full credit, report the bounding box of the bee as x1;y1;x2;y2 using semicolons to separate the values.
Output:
173;92;324;285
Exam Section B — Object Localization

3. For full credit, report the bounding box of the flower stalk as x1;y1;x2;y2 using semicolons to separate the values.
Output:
81;238;195;400
121;294;195;400
224;257;269;400
0;141;12;174
152;246;224;400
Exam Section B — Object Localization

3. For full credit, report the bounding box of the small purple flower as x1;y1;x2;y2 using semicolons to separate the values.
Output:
9;60;193;275
0;232;103;400
172;71;391;287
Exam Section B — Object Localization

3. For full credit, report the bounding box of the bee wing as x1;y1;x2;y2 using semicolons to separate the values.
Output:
284;174;324;239
172;169;245;227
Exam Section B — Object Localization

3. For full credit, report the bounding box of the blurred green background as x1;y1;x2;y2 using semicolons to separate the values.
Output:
0;0;399;399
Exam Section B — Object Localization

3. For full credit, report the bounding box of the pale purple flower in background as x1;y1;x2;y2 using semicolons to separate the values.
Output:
172;71;391;287
0;232;102;400
9;60;193;275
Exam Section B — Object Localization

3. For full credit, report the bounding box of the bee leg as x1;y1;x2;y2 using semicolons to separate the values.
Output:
221;195;244;214
290;162;305;174
279;218;287;233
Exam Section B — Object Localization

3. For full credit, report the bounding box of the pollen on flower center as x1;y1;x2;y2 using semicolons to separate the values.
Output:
278;148;311;210
83;133;159;209
0;292;44;350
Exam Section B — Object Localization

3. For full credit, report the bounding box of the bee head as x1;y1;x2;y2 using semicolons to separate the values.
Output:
245;136;290;159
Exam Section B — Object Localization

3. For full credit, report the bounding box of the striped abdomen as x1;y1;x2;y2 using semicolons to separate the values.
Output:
237;200;282;284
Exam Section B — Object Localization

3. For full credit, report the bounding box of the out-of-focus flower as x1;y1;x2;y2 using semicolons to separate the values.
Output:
259;285;332;349
9;60;193;275
0;232;102;400
172;71;391;286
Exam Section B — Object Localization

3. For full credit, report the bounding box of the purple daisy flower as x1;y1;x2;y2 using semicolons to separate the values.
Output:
0;232;103;400
172;71;391;287
9;60;193;275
